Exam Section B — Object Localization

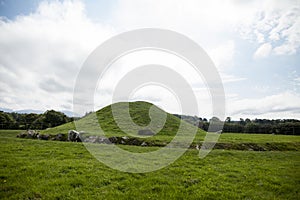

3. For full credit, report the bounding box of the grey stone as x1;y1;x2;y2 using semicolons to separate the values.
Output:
141;142;148;146
68;130;81;142
138;129;154;136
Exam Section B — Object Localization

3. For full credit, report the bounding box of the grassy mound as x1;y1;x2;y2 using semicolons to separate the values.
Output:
37;101;300;150
41;101;203;138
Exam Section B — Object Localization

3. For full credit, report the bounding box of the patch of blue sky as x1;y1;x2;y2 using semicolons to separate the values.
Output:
0;0;40;19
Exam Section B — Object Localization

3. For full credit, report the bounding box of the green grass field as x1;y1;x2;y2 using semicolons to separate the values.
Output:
1;130;300;199
1;103;300;199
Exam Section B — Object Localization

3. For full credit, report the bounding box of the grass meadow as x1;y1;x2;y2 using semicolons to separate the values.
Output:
1;130;299;199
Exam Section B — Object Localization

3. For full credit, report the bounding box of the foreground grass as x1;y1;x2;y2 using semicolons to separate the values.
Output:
1;135;299;199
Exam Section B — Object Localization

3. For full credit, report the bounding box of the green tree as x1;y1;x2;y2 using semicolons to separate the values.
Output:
244;123;259;133
0;111;16;129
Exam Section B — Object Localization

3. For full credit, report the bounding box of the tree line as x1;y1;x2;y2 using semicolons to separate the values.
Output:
0;110;74;130
174;115;300;135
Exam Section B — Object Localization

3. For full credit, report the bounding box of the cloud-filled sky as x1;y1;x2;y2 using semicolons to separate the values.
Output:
0;0;299;119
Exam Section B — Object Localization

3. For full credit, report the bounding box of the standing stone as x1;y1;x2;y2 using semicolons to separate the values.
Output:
68;130;81;142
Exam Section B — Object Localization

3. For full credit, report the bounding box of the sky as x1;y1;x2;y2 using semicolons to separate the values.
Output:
0;0;299;120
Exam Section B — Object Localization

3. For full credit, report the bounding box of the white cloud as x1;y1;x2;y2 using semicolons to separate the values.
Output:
253;43;272;59
240;0;300;57
254;30;265;43
208;40;235;70
295;77;300;86
292;73;300;92
0;0;299;120
0;0;114;112
93;49;211;116
228;91;300;119
221;74;247;84
112;0;261;46
2;0;244;114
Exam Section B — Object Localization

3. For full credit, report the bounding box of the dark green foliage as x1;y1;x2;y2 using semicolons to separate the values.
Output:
0;111;15;129
0;110;73;130
36;110;72;129
223;120;300;135
175;114;300;135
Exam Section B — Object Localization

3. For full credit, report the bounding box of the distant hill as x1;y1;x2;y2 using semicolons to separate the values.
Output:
41;101;202;137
